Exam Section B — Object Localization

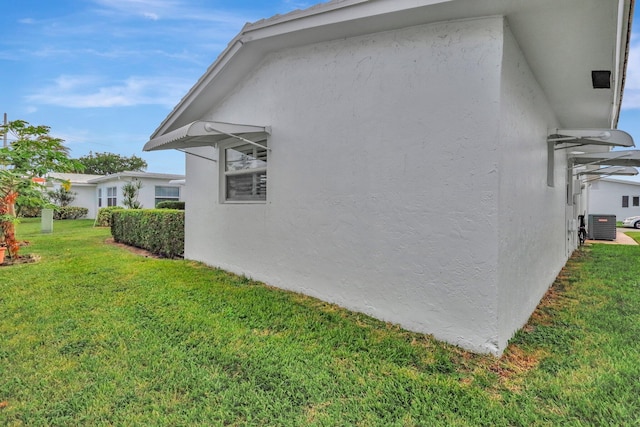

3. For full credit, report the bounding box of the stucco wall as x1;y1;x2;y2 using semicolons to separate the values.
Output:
51;182;97;219
96;178;182;210
70;185;98;219
588;179;640;221
496;22;566;351
186;17;508;353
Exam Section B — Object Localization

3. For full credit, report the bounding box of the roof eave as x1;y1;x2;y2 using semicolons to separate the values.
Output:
612;0;635;127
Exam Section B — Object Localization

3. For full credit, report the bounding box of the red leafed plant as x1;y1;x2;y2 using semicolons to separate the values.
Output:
0;120;83;260
0;190;20;258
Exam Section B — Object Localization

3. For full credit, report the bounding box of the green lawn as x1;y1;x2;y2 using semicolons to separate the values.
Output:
1;219;639;426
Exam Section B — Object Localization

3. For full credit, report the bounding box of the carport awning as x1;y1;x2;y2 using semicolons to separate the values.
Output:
548;129;635;148
143;121;270;152
570;150;640;167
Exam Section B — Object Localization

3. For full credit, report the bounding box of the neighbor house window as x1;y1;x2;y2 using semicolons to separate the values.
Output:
155;186;180;206
98;188;103;208
223;141;268;202
622;195;629;208
634;196;639;207
107;186;117;206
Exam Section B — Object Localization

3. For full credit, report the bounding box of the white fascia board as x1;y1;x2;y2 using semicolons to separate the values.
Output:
612;0;634;127
239;0;463;44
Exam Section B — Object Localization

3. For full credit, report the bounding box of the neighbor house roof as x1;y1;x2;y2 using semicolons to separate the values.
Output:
598;177;640;186
48;173;103;186
86;171;185;184
149;0;634;142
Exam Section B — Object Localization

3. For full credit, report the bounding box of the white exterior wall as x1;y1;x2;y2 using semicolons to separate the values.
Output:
496;23;566;351
50;182;97;219
96;178;182;210
184;17;567;354
68;185;98;219
588;179;640;221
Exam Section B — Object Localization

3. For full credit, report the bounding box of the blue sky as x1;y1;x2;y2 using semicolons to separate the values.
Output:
1;1;640;177
0;0;315;174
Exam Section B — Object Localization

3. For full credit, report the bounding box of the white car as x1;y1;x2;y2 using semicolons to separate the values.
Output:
622;216;640;229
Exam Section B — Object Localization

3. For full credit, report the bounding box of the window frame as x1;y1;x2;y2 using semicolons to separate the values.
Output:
155;185;180;207
622;195;629;208
220;139;268;204
107;186;117;207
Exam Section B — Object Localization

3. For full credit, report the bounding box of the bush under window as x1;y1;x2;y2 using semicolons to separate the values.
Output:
111;209;184;258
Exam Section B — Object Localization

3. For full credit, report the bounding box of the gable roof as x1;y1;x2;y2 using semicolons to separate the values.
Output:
149;0;634;141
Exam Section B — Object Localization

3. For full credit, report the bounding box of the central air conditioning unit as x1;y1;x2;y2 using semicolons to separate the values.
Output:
588;214;617;241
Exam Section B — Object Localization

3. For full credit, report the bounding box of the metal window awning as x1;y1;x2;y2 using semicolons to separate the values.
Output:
143;121;271;152
547;130;635;187
577;166;639;176
548;129;635;149
569;150;640;167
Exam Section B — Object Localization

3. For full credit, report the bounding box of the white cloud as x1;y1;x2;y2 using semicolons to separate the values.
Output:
89;0;248;25
27;75;192;108
91;0;179;19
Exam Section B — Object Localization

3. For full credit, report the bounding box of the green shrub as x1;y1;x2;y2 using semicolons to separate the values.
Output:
18;206;42;218
54;206;89;220
111;209;184;258
96;207;125;227
156;201;185;210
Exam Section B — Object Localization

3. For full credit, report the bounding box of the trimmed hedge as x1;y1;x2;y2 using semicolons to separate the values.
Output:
111;209;184;258
156;201;185;210
96;207;125;227
54;206;89;220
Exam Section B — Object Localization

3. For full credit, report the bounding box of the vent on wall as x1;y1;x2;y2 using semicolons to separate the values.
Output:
588;214;616;240
591;70;611;89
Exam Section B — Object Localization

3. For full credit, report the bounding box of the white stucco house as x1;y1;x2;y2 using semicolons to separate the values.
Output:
48;171;185;218
143;0;635;355
47;173;104;219
587;178;640;224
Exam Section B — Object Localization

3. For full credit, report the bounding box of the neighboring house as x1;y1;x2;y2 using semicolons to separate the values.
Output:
47;171;185;218
89;171;184;211
143;0;634;355
48;173;104;219
587;178;640;223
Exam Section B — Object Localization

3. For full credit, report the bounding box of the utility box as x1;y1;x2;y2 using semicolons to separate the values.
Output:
588;214;616;241
41;208;54;234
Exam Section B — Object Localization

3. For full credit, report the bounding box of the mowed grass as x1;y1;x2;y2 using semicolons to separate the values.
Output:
0;219;639;426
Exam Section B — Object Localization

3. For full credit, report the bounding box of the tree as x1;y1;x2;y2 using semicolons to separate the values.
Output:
48;187;77;207
76;152;147;175
122;179;142;209
0;120;82;259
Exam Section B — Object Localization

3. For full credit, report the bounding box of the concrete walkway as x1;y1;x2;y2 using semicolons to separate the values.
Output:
586;228;638;245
